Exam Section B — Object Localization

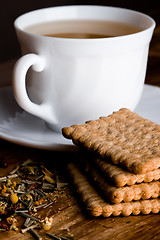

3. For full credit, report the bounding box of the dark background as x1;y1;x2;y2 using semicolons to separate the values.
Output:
1;0;160;62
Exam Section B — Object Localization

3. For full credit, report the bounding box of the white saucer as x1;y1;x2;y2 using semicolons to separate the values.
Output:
0;84;159;150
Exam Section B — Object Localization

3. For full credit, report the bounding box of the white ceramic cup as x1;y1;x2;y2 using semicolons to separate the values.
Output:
12;5;155;132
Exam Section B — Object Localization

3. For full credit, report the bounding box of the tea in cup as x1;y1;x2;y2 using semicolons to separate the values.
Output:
12;5;155;131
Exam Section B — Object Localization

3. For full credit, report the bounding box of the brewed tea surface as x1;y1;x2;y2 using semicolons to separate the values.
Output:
25;20;142;39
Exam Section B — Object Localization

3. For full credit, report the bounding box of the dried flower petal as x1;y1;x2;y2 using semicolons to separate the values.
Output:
10;193;18;204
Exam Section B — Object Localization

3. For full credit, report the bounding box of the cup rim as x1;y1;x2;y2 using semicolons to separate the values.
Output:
14;5;156;41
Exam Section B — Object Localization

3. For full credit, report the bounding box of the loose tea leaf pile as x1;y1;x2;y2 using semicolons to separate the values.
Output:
0;158;73;240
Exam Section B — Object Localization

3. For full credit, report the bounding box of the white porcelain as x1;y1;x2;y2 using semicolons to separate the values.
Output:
13;6;155;131
0;85;160;150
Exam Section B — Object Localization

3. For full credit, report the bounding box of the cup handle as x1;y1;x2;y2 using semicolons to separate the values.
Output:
12;53;58;124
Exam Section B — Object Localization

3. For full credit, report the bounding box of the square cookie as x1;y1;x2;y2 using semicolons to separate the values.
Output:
67;163;160;217
63;108;160;174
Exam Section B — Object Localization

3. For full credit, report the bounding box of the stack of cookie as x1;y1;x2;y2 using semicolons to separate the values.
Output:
62;108;160;217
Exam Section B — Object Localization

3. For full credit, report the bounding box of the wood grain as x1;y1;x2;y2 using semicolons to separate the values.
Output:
0;141;160;240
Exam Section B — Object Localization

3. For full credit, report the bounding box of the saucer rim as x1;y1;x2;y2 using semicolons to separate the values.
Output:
0;84;159;151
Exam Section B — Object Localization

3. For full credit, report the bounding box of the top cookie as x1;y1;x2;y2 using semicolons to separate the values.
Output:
62;108;160;174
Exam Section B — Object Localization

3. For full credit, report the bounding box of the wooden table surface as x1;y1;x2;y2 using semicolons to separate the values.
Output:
0;14;160;240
